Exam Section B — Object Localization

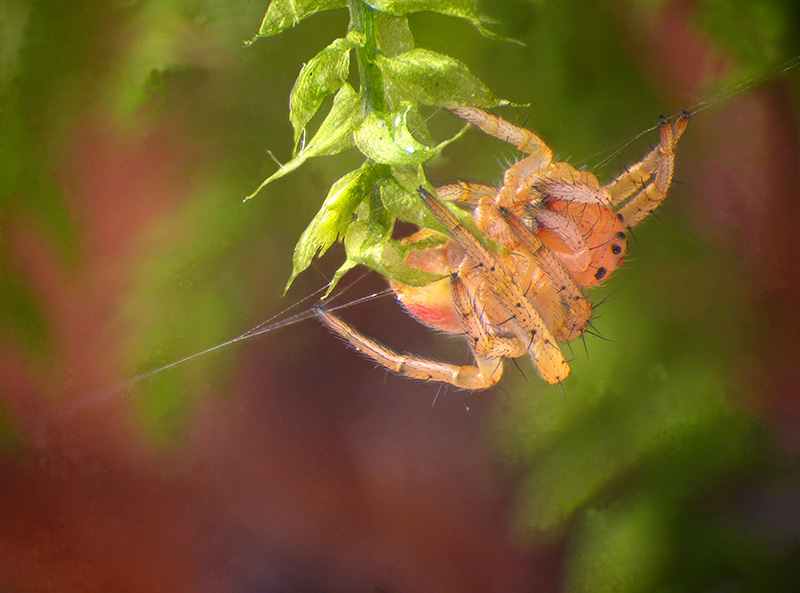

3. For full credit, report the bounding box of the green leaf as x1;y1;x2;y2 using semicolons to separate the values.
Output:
376;48;508;107
246;83;364;200
248;0;347;42
374;12;415;57
380;166;446;231
328;178;446;290
373;14;420;112
342;220;445;287
366;0;486;19
327;258;360;297
354;103;437;165
355;101;470;166
364;0;521;44
286;162;385;291
289;36;360;150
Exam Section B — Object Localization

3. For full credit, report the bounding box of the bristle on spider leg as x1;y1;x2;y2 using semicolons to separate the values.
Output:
432;383;446;407
523;278;535;298
625;225;641;251
525;331;535;351
592;291;615;310
557;378;567;403
510;357;528;383
584;320;612;342
498;314;517;326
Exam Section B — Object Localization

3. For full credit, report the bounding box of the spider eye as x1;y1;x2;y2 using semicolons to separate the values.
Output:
594;267;607;280
611;244;623;255
615;231;627;241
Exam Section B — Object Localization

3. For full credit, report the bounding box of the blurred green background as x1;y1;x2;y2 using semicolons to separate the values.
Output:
2;1;800;591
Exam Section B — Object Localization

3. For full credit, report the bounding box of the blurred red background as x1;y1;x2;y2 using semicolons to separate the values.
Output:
2;2;799;591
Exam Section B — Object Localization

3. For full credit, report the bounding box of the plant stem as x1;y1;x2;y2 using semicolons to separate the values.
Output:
348;0;387;114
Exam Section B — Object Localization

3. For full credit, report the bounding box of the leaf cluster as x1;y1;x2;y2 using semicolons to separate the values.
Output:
247;0;514;293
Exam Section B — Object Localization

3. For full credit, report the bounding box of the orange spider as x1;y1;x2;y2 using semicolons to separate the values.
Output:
315;106;689;389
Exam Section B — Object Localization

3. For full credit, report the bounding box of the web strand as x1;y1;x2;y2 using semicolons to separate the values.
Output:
60;272;393;419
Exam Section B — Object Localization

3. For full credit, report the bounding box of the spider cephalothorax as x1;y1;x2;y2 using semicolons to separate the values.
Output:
316;106;689;389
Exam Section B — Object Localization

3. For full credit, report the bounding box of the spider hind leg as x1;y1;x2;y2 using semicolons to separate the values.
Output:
314;305;504;390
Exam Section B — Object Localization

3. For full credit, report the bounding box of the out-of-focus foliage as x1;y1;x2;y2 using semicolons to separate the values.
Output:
1;2;80;358
696;0;796;71
2;0;295;441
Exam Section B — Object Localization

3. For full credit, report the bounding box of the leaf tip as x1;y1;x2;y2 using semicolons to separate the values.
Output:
283;272;299;295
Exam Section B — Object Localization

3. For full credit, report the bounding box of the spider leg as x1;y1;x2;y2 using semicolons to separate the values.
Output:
314;306;503;390
532;208;591;271
419;188;570;384
605;113;689;226
498;207;592;340
450;274;526;358
615;113;688;227
447;106;554;158
448;106;555;208
436;182;497;205
533;176;612;207
605;154;656;206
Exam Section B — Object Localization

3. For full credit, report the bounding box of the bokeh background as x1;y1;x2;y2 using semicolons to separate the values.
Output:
2;1;800;591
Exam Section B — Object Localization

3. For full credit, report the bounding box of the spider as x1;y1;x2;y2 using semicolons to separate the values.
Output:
315;106;689;389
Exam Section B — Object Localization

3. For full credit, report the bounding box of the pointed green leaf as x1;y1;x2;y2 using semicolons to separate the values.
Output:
248;0;347;42
373;14;425;114
354;104;437;165
290;82;363;158
376;48;508;107
289;36;359;150
374;13;415;57
326;258;359;297
366;0;487;20
285;162;385;291
330;184;444;288
364;0;521;44
246;84;363;200
355;102;470;166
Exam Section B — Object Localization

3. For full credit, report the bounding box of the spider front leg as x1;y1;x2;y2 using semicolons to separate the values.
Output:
314;305;504;390
606;112;690;228
447;106;553;157
436;182;497;204
448;106;555;207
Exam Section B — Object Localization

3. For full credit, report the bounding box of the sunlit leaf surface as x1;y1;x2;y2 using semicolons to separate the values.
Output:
249;0;347;41
377;48;508;107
